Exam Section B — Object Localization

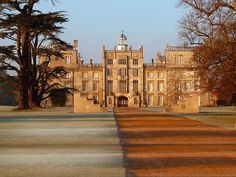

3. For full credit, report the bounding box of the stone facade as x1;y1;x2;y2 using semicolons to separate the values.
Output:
39;41;80;107
42;33;212;112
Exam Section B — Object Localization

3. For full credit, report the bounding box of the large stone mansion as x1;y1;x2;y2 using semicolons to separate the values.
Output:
41;32;212;112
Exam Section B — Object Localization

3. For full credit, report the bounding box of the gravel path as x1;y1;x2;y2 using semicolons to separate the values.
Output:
115;108;236;177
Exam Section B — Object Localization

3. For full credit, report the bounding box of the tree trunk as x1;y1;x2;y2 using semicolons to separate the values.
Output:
18;29;32;110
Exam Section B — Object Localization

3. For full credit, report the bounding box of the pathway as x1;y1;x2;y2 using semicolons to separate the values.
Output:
115;108;236;177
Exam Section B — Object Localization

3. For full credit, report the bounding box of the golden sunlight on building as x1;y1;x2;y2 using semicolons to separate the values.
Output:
40;32;213;113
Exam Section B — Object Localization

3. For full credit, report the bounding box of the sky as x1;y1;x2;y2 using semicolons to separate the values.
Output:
37;0;186;63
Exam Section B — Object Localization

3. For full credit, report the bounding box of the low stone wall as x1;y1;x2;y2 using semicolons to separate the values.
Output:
73;93;102;113
169;93;200;113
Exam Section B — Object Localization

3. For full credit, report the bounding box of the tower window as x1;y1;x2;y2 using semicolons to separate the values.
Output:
107;69;113;77
118;68;127;76
118;59;127;65
133;80;138;92
107;80;113;93
107;59;113;65
119;80;127;92
133;69;138;77
133;59;138;65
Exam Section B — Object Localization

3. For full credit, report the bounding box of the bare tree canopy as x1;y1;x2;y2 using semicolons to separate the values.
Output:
0;0;71;109
178;0;236;102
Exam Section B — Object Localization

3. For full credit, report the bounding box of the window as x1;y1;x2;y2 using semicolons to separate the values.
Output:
118;68;127;76
65;83;72;88
194;81;200;91
107;80;113;93
93;72;99;79
93;96;99;104
107;69;113;77
147;82;154;92
157;96;164;106
107;59;113;65
65;56;71;64
93;82;98;92
133;80;138;92
119;80;127;92
133;59;138;65
133;69;138;77
157;72;164;78
175;56;182;66
147;96;153;106
134;98;138;104
82;72;88;79
66;72;72;78
175;82;181;92
82;82;88;92
184;82;191;92
118;59;127;65
108;98;112;105
157;82;164;92
147;72;154;79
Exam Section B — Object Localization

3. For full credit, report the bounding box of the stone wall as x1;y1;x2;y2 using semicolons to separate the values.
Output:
169;93;200;113
74;92;102;113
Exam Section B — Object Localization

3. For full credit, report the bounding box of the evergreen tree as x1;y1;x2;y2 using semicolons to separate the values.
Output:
0;0;70;109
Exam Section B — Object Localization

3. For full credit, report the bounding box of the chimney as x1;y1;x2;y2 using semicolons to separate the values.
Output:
90;59;93;65
73;40;78;50
152;59;154;65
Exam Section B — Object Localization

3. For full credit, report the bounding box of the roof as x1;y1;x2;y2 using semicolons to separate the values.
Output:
165;45;195;51
120;32;127;40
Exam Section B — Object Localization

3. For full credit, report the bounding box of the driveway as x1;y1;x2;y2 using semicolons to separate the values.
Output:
115;108;236;177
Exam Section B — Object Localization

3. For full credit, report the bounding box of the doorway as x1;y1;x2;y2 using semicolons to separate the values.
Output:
118;96;128;107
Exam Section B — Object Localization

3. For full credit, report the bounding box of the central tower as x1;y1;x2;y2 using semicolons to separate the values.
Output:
117;31;128;51
102;32;144;108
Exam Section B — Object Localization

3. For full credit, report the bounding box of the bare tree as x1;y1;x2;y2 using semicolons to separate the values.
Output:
178;0;236;102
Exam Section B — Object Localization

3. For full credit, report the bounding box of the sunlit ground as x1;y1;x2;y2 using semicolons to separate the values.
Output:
174;107;236;130
115;108;236;177
0;107;125;177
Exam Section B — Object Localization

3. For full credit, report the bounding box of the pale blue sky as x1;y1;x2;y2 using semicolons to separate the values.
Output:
38;0;186;62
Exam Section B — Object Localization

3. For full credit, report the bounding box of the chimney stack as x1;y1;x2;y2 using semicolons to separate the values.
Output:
73;40;78;50
90;59;93;65
152;59;154;65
